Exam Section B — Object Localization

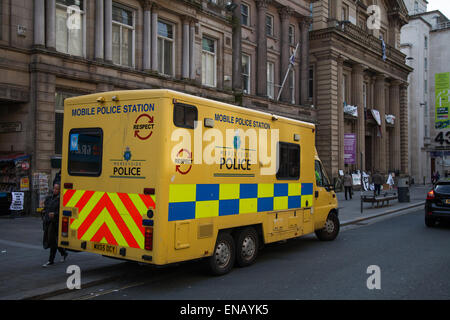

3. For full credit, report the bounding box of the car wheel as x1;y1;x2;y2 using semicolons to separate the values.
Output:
208;232;235;276
425;215;436;227
235;227;259;268
315;212;340;241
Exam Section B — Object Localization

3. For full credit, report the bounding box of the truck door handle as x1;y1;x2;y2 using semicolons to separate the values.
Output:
315;191;319;198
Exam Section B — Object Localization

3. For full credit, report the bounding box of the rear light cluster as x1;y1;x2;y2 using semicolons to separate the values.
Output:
426;190;435;200
145;227;153;251
61;217;69;237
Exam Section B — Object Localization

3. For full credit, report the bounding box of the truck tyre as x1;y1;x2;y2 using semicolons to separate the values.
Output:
208;232;235;276
235;227;259;268
425;216;436;227
315;212;340;241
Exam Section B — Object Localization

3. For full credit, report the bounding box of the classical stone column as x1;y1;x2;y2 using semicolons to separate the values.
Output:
352;63;365;171
390;80;401;172
95;0;104;61
104;0;112;62
256;0;269;97
142;1;152;71
46;0;56;50
182;16;191;79
330;0;342;22
337;56;345;171
400;83;409;174
189;20;196;80
34;0;45;47
232;0;242;91
151;5;159;72
300;18;311;105
374;74;387;173
279;6;291;102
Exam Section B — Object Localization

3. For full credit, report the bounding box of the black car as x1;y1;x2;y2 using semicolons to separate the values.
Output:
425;180;450;227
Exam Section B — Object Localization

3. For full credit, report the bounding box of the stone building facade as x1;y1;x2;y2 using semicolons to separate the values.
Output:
0;0;313;212
309;0;412;180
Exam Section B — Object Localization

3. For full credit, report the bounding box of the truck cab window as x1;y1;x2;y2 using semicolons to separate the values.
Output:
174;103;198;129
315;160;329;187
68;128;103;176
276;142;300;180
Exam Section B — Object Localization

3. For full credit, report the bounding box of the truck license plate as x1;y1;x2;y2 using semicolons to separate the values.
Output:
92;242;117;254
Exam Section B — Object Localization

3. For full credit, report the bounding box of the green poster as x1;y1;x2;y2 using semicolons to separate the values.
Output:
435;72;450;129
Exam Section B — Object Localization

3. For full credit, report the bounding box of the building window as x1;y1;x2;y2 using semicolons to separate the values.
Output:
112;3;134;67
289;70;295;104
424;36;428;49
308;67;314;99
424;57;428;72
56;0;85;57
341;4;348;21
267;62;275;99
424;80;428;94
242;54;251;94
157;20;174;76
241;3;250;26
55;91;77;155
288;25;295;45
266;14;273;36
202;36;217;87
414;1;419;14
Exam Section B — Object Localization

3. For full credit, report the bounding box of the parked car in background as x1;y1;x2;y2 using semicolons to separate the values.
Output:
425;179;450;227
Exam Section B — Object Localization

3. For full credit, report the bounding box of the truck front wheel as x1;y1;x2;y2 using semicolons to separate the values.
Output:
315;212;340;241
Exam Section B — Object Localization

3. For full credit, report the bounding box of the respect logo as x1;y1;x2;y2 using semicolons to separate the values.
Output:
133;114;155;140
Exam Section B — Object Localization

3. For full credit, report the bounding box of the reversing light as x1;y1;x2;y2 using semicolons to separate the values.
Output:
426;190;435;200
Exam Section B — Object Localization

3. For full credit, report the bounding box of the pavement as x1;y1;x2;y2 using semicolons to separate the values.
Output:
0;184;430;300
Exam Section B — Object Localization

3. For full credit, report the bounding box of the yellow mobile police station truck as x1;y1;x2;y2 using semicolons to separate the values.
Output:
59;89;339;275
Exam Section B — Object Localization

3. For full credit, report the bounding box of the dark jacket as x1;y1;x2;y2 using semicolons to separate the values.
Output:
42;193;60;249
343;174;353;187
372;173;384;185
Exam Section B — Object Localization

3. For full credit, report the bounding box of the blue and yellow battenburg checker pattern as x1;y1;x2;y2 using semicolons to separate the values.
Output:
168;183;314;221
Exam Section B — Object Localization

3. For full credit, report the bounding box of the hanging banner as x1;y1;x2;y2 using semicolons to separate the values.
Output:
435;72;450;129
371;109;381;126
344;133;357;165
344;105;358;117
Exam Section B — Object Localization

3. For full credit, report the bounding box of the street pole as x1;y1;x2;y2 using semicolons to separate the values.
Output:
361;152;364;214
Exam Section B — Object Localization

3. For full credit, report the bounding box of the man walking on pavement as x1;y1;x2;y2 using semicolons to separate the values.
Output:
372;170;384;196
42;183;68;267
343;171;353;200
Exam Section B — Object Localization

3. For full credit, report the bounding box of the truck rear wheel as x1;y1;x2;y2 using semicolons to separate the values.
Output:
315;212;340;241
235;227;259;267
208;232;235;276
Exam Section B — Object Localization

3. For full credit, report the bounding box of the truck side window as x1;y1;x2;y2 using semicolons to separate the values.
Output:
315;160;330;187
276;142;300;180
68;128;103;176
173;103;198;129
